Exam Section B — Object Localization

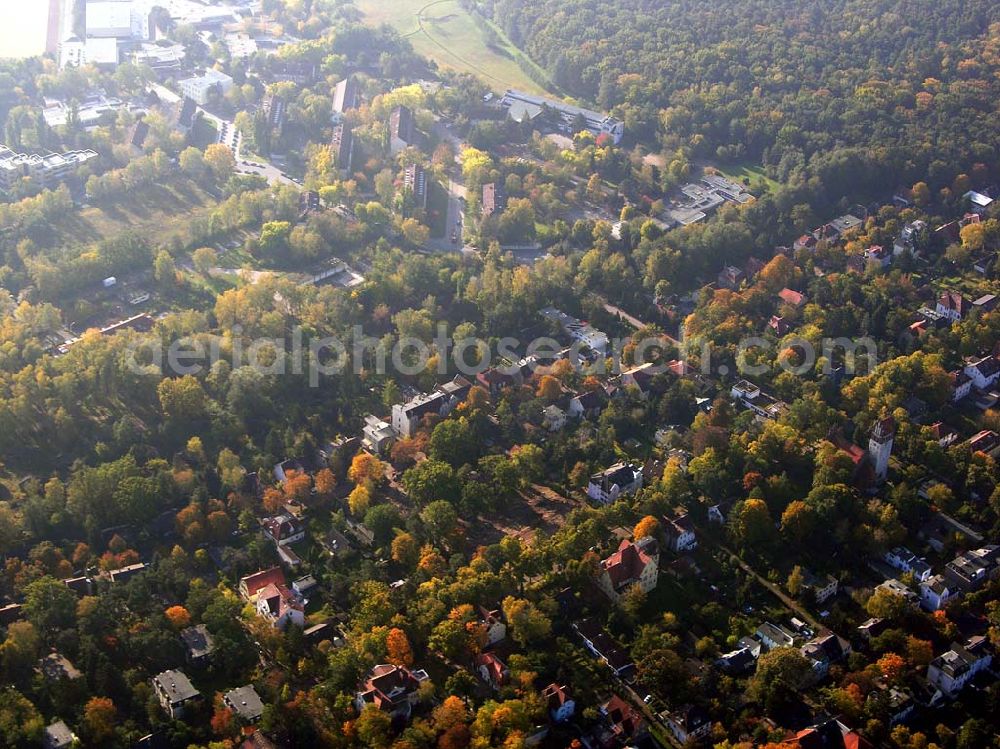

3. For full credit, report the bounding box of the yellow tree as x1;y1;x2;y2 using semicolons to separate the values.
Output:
633;515;659;539
348;484;371;517
349;453;384;486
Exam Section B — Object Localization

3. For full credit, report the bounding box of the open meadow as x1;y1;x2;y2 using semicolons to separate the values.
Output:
353;0;549;94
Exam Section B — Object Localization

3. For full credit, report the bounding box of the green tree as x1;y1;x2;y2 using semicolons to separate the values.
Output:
402;459;459;506
23;576;77;634
747;647;813;715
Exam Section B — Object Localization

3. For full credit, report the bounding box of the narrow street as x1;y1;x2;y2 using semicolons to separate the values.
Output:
721;544;822;630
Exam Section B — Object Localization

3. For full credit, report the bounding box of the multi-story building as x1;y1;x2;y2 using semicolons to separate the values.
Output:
587;462;643;504
927;636;992;698
0;145;97;193
596;537;659;602
152;669;201;718
178;69;234;105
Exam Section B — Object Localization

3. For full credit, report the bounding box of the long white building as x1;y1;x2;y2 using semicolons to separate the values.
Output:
499;89;624;144
0;146;98;192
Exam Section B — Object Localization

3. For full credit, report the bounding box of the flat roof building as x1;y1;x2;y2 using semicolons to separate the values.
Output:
499;89;624;143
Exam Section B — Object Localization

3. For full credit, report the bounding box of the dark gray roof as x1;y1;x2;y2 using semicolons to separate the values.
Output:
224;684;265;721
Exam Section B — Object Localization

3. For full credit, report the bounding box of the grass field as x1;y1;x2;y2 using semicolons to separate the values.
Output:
45;177;219;251
716;162;782;193
354;0;549;94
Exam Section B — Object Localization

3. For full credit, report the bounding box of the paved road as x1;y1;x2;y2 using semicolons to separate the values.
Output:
198;109;299;188
425;118;475;254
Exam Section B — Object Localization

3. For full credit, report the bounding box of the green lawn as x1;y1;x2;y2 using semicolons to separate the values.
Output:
715;162;782;193
46;177;218;251
354;0;550;94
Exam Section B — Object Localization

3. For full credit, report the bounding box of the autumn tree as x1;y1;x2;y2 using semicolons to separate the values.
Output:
536;375;562;401
386;627;414;667
433;695;469;732
866;587;909;620
391;532;419;567
355;705;393;749
501;596;551;646
876;652;906;684
82;697;117;742
165;605;191;629
348;484;371;517
314;468;336;498
786;565;804;597
349;453;385;486
157;376;207;420
633;515;659;539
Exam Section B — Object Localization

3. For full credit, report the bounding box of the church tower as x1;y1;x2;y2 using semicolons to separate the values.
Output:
868;416;895;483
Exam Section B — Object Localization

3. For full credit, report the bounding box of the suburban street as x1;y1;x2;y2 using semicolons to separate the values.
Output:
197;108;299;188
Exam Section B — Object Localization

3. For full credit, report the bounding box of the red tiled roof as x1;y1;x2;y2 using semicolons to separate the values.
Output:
240;567;286;599
778;288;806;307
601;538;656;590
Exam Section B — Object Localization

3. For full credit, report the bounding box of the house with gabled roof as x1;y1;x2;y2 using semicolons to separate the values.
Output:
936;290;967;322
801;631;851;679
884;547;932;582
239;567;286;601
542;683;575;723
261;513;305;546
354;664;430;718
573;619;634;677
963;354;1000;389
568;388;607;419
475;652;509;690
664;704;712;745
587;462;643;504
332;75;360;120
389;105;417;154
777;287;807;308
255;582;304;630
662;513;697;552
596;695;645;748
596;536;659;602
478;605;506;646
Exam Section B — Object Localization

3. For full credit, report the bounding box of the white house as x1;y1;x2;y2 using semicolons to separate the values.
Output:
952;370;973;402
801;570;839;604
478;606;507;646
884;547;932;582
662;513;697;552
362;415;394;455
255;582;305;630
927;636;992;698
261;514;305;546
963;355;1000;390
919;574;953;611
587;462;643;504
756;622;796;651
664;705;712;745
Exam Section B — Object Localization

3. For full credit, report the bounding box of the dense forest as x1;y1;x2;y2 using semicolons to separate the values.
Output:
481;0;1000;189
